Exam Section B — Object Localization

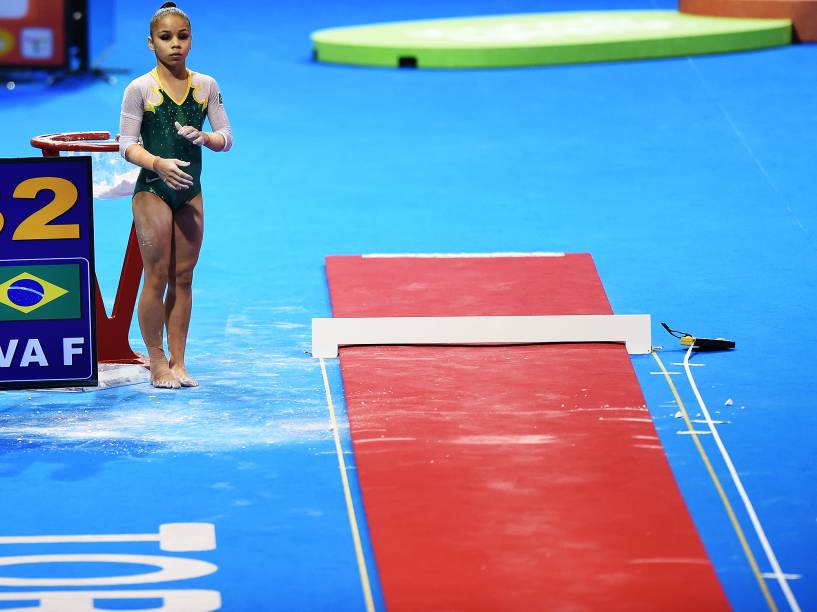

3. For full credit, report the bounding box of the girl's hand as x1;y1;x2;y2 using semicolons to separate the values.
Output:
174;121;207;146
153;156;193;191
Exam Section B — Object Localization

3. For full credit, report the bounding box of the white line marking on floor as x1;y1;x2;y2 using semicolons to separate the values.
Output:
682;345;801;612
763;573;802;581
687;56;814;253
319;358;376;612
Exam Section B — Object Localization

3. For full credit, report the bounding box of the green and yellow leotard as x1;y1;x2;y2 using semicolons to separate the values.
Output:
119;69;233;210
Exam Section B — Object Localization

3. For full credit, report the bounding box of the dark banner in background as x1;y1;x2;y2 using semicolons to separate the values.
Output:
0;157;97;389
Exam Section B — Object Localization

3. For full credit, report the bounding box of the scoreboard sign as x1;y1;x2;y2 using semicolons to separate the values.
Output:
0;157;97;389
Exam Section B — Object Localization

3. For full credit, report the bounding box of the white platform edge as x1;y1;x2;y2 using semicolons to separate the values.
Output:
312;314;651;358
361;252;566;258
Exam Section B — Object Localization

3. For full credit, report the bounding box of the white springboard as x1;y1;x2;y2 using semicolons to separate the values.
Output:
312;314;651;358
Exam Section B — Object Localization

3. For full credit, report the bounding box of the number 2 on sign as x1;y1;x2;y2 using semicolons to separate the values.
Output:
0;177;80;240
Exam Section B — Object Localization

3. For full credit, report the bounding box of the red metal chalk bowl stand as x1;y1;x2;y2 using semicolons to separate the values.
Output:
31;132;144;364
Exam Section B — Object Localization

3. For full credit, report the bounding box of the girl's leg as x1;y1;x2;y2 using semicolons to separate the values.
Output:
166;193;204;386
132;191;179;389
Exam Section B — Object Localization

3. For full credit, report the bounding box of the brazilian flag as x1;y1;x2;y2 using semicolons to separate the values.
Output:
0;264;81;321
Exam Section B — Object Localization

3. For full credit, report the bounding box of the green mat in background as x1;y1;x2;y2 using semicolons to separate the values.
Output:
312;10;792;68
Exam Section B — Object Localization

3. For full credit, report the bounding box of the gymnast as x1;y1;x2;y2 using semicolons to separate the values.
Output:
119;2;232;388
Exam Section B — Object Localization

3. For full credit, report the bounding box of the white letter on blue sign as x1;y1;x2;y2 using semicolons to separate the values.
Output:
63;338;85;366
0;339;19;367
20;339;47;367
0;553;217;586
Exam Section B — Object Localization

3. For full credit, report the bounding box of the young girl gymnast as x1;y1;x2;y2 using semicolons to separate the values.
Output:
119;2;232;388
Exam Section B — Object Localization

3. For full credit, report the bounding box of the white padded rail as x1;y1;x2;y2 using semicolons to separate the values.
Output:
312;314;651;358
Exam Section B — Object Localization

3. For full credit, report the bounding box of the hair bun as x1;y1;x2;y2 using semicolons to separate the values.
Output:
161;2;177;8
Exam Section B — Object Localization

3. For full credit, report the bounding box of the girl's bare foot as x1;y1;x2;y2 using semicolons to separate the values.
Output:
148;349;181;389
170;363;198;387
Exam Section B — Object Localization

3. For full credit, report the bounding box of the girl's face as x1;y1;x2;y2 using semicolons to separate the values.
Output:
148;15;191;68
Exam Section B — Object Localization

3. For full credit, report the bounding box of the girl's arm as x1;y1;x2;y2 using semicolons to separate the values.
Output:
119;83;193;191
175;76;233;152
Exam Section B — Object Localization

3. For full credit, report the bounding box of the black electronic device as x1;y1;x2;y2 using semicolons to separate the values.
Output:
661;322;735;351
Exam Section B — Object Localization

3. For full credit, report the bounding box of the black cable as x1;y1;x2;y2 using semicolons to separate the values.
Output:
660;322;692;339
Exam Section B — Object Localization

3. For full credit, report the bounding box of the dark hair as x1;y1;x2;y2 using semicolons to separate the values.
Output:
150;2;191;35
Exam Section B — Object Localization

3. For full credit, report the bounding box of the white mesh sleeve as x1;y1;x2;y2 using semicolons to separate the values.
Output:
207;78;232;152
119;83;144;160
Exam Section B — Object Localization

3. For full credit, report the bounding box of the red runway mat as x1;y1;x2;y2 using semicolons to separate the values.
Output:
327;254;728;611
